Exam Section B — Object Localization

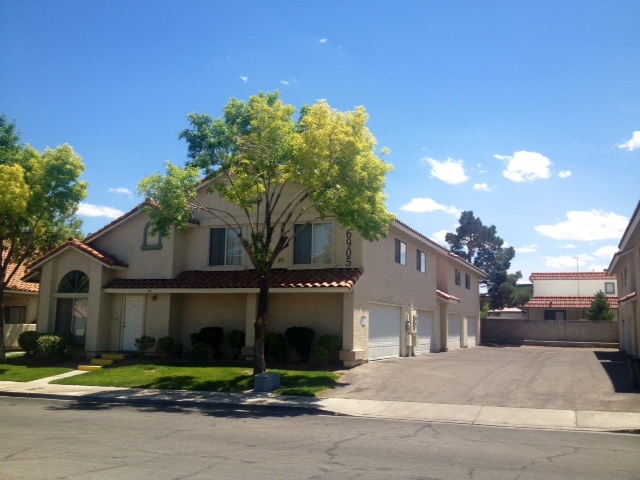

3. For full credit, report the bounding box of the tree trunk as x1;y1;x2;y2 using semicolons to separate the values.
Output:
253;276;270;375
0;287;6;363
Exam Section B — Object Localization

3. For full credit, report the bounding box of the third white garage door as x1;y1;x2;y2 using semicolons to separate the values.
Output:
415;310;434;354
447;314;461;350
369;304;401;360
467;316;477;347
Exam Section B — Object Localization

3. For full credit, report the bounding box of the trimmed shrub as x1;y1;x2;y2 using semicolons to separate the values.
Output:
227;329;245;359
36;334;72;359
18;330;40;355
317;334;340;357
311;345;329;364
285;326;315;362
191;342;211;361
135;335;156;357
157;336;175;357
265;332;288;363
191;327;224;358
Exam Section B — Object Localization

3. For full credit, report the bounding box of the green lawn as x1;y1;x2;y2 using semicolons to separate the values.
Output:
0;355;72;382
52;362;339;397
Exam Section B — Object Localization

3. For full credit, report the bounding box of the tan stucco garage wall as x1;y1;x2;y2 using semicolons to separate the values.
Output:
267;292;343;338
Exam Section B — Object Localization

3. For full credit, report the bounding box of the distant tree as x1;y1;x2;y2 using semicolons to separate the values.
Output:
138;92;394;375
511;284;532;307
0;115;87;362
585;290;615;321
445;211;517;309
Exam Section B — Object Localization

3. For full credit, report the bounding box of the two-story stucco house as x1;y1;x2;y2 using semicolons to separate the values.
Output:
608;200;640;359
523;272;619;321
25;184;485;367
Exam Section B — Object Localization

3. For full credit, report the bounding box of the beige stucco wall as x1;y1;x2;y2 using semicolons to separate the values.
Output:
3;291;38;324
482;318;619;344
534;278;617;297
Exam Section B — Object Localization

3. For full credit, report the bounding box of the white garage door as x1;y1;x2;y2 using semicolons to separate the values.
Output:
447;315;461;350
369;304;401;360
416;311;434;354
467;316;477;347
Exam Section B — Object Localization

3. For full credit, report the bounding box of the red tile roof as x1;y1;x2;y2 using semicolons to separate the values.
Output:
27;238;128;271
619;291;637;304
2;254;39;293
529;272;615;281
103;268;364;291
436;290;460;303
523;296;619;309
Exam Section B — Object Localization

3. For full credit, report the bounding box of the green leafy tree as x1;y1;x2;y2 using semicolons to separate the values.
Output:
0;115;87;362
445;211;517;309
138;92;394;375
585;290;616;321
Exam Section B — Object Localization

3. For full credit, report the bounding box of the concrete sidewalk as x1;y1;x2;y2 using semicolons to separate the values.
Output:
2;370;640;432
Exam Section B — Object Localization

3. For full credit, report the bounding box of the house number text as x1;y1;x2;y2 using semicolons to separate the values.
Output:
346;229;352;267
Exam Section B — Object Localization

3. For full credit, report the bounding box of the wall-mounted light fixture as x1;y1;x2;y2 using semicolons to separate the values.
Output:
360;315;367;327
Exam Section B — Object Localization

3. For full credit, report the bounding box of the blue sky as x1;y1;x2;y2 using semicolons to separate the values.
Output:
1;1;639;282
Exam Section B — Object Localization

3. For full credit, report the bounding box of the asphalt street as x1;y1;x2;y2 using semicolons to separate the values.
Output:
2;397;639;480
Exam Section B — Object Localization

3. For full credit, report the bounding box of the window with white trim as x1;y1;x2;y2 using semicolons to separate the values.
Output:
604;282;615;295
395;239;407;265
465;273;471;289
455;268;461;286
294;222;332;264
209;227;243;266
417;250;426;273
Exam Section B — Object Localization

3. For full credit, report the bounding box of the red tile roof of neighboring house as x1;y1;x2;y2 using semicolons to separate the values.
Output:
529;272;615;281
27;238;128;271
436;290;460;303
523;296;619;309
103;268;364;291
2;254;39;293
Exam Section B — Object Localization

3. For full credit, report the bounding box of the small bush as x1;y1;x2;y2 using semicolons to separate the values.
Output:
285;326;315;362
36;334;72;359
227;329;245;359
191;342;211;361
317;334;340;357
135;335;156;357
18;330;41;355
311;345;329;364
191;327;224;357
190;332;201;347
265;332;289;363
157;336;175;357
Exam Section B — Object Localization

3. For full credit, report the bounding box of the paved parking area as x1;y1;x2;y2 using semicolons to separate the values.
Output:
326;346;640;413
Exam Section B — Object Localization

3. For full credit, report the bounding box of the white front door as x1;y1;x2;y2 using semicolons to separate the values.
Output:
122;296;144;351
416;311;434;354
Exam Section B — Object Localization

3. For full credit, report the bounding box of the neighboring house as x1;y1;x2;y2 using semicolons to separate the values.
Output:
487;308;528;320
523;272;619;321
608;200;640;358
25;184;485;366
2;255;39;348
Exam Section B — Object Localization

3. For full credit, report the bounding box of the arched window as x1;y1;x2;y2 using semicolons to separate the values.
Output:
142;222;162;250
55;270;89;345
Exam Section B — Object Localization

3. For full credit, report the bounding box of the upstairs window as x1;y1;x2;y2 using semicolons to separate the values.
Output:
465;273;471;289
604;282;615;295
395;239;407;265
294;223;332;264
417;250;426;273
209;227;243;266
455;268;461;286
141;222;162;250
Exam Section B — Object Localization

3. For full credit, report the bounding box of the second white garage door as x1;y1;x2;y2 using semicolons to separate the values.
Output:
416;310;434;354
369;304;401;360
447;314;461;350
467;316;477;347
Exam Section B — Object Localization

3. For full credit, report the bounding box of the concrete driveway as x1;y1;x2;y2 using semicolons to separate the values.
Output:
326;346;640;413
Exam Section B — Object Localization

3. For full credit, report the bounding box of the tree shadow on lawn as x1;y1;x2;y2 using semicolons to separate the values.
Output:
137;374;252;392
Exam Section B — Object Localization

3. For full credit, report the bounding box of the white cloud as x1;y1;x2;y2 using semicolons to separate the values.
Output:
618;130;640;151
558;170;572;178
544;254;593;269
516;244;537;253
108;187;132;195
77;203;124;219
473;182;491;192
280;80;289;85
535;210;628;241
592;245;619;259
240;76;248;83
431;229;449;245
559;244;576;249
401;197;460;216
424;157;469;185
319;38;328;43
495;151;551;182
